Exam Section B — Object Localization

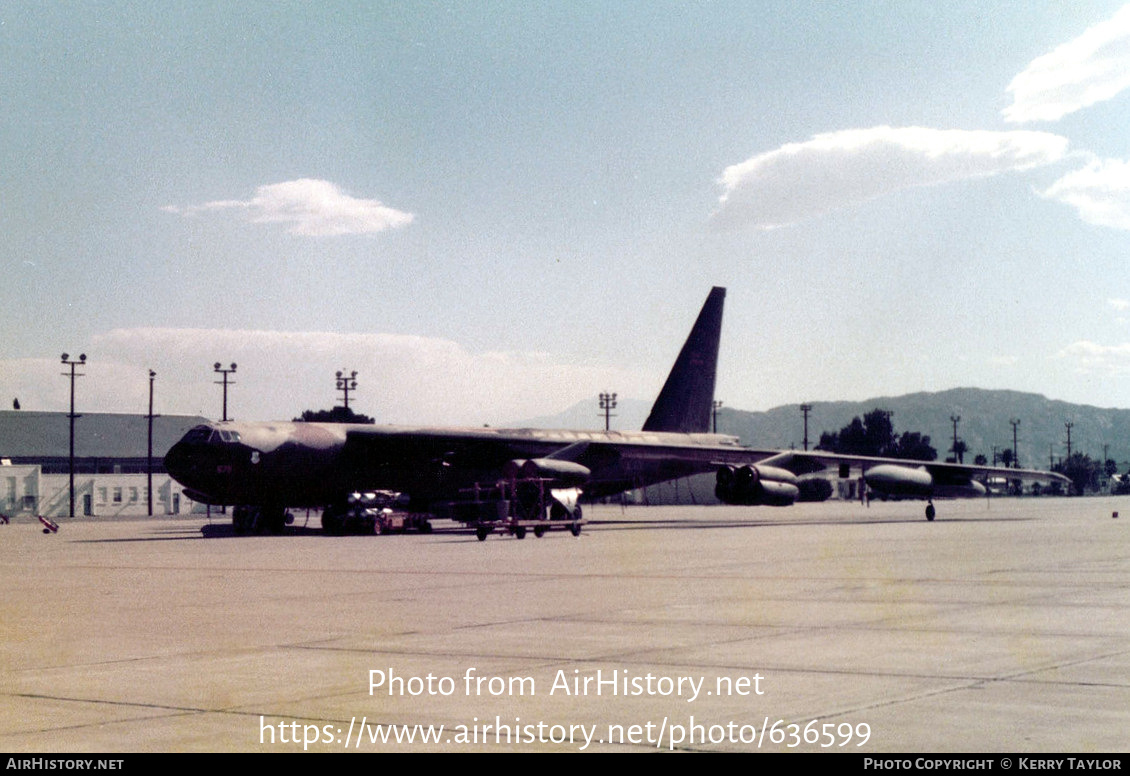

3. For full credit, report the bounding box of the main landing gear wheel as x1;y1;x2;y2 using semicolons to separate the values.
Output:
232;506;252;535
321;508;345;536
925;503;936;521
262;506;287;534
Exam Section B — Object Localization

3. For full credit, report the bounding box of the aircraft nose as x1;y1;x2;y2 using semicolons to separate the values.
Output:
164;439;198;485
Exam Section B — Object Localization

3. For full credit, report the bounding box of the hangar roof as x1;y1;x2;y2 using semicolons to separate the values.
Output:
0;411;208;460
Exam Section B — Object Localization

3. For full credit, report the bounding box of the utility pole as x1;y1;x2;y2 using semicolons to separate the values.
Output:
1009;418;1020;469
1064;421;1074;459
147;370;157;516
61;353;86;518
599;392;617;431
800;403;812;450
213;362;237;421
950;415;962;463
713;400;723;434
336;369;358;411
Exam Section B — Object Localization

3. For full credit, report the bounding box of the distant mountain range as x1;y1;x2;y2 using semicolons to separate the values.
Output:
515;388;1130;469
514;398;654;433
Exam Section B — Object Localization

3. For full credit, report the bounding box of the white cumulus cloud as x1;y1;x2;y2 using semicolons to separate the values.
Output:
712;126;1069;229
1040;157;1130;229
0;328;644;426
1055;340;1130;374
164;179;414;236
1003;5;1130;123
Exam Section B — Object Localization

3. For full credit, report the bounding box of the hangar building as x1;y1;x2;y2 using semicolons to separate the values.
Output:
0;411;207;518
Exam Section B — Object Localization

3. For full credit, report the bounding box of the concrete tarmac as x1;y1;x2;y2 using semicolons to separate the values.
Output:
1;497;1128;752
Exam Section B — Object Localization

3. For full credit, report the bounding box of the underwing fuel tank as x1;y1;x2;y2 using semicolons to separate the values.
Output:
863;464;986;499
864;464;934;497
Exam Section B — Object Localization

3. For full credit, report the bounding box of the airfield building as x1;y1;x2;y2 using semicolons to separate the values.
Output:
0;411;207;518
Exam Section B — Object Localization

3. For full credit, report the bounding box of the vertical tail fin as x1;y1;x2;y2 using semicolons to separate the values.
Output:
642;287;725;433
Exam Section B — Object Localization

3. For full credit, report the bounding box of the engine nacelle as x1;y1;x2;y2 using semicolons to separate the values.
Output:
503;458;591;488
796;477;834;502
715;464;799;506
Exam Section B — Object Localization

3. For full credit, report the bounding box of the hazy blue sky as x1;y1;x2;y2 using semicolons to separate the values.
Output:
5;1;1130;426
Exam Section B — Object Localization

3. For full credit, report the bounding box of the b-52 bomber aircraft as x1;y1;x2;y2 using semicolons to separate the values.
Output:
164;287;1068;535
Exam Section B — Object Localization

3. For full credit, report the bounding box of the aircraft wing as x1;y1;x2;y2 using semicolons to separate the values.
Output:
710;448;1071;518
342;425;524;470
755;449;1070;486
559;436;783;498
340;423;1071;507
340;424;784;500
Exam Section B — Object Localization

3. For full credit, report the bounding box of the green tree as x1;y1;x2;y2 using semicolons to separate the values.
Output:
294;406;375;424
817;409;936;461
890;431;937;461
1053;453;1099;496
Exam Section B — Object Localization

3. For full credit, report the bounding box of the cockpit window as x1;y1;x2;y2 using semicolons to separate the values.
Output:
183;426;214;444
182;426;241;445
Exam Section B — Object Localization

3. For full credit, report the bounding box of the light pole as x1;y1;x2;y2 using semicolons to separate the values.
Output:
799;403;812;450
147;370;157;516
61;353;86;518
713;400;724;434
599;392;617;431
336;369;358;411
1009;418;1020;469
213;362;237;421
950;415;962;463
